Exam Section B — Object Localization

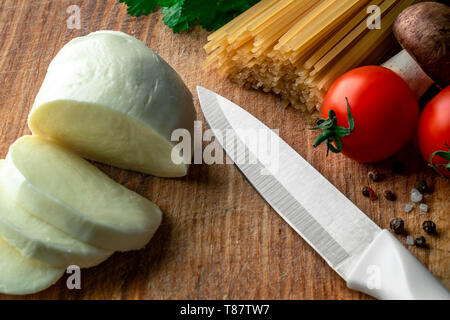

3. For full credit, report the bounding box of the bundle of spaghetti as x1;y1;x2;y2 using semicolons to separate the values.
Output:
204;0;417;114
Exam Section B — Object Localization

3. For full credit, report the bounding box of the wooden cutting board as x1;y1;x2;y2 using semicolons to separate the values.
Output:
0;0;448;300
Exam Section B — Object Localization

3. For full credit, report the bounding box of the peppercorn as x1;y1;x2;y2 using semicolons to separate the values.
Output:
390;218;404;234
422;221;436;234
414;180;428;193
368;171;381;182
362;186;377;200
414;236;426;247
391;161;405;174
362;187;370;197
383;190;396;201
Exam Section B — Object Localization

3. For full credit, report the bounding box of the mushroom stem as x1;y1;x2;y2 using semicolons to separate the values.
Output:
382;49;434;99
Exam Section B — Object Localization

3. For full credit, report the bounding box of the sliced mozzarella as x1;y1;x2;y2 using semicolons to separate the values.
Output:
1;135;163;251
28;30;196;177
0;236;64;295
0;161;112;268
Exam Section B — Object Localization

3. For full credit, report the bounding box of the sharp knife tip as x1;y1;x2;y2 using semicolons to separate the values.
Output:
196;86;217;115
196;86;208;96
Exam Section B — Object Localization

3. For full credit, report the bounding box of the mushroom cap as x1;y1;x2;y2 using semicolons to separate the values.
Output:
393;2;450;88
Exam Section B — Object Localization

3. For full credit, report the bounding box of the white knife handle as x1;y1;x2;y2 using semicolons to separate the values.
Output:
346;229;450;300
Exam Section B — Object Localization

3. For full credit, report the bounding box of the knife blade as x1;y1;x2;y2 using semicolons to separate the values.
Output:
197;86;380;278
197;86;449;300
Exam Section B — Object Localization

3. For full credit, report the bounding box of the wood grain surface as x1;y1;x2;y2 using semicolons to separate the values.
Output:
0;0;448;300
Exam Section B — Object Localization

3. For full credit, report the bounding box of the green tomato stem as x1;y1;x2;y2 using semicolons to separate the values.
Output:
429;143;450;178
310;98;355;155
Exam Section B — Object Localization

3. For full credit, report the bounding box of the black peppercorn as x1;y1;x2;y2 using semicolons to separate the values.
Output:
368;171;381;182
362;187;370;197
414;236;426;247
423;221;436;234
390;218;404;234
383;190;396;201
414;180;428;193
391;161;405;174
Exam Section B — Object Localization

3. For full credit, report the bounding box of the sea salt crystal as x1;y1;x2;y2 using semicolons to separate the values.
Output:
410;189;423;203
404;203;413;213
406;236;414;245
419;203;429;213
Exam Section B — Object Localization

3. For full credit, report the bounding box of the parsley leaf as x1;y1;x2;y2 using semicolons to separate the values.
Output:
119;0;158;16
161;1;190;33
119;0;261;32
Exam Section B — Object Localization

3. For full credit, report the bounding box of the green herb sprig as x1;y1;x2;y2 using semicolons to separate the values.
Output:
119;0;261;33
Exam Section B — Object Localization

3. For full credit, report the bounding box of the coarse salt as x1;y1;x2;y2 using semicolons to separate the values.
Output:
419;203;429;213
404;203;413;213
406;236;414;245
411;189;423;203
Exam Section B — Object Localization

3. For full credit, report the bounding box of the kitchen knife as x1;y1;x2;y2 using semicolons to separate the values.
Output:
197;86;449;300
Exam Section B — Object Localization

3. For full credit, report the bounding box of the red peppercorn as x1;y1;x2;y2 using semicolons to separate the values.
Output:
383;190;396;201
362;186;377;200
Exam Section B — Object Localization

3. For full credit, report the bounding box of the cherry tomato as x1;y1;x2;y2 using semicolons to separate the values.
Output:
320;66;419;163
417;86;450;177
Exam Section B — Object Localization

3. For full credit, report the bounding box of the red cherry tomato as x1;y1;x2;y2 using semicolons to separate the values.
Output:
417;86;450;177
320;66;419;163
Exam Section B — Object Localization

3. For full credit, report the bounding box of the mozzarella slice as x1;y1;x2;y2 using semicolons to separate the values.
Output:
1;135;163;251
0;161;113;268
28;30;196;177
0;236;63;295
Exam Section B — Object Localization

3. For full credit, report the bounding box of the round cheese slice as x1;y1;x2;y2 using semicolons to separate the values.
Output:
1;135;163;251
28;30;196;177
0;236;63;295
0;161;113;268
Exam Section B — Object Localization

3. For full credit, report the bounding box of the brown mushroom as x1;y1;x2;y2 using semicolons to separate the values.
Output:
382;2;450;98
